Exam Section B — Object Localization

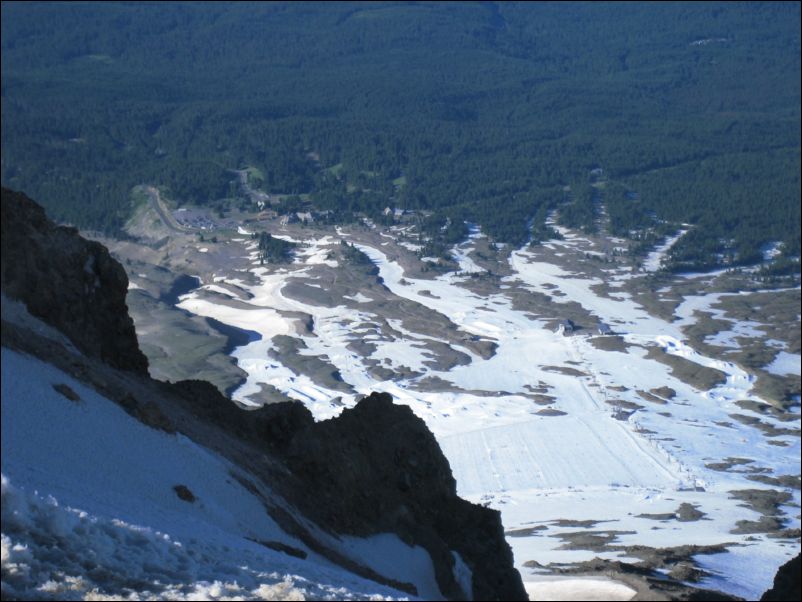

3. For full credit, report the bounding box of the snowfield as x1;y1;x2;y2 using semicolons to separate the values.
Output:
19;217;794;600
525;577;636;601
166;226;801;600
439;414;681;494
0;348;438;600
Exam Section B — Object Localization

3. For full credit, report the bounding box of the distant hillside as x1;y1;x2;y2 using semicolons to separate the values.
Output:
2;1;799;268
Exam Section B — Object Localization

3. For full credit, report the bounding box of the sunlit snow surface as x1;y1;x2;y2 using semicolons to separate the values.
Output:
766;351;801;377
525;577;636;601
172;228;800;600
0;348;433;600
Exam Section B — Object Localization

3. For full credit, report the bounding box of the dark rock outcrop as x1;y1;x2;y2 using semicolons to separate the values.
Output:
281;392;527;601
169;378;314;448
761;554;800;601
1;188;148;373
170;383;527;599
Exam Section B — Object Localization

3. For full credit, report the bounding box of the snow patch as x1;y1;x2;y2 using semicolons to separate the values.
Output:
343;293;372;303
765;351;801;376
525;577;636;601
338;534;443;600
642;229;688;272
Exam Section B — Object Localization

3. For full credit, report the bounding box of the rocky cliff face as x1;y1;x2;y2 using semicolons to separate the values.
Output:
1;188;148;373
170;381;527;600
283;391;527;601
1;188;527;600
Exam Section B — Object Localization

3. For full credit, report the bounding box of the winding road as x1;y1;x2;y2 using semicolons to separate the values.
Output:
143;186;188;233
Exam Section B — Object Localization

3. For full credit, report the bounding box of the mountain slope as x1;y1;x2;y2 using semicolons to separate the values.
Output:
2;347;410;601
0;187;527;600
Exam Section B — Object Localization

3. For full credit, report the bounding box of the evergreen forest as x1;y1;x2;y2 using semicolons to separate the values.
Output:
1;1;799;271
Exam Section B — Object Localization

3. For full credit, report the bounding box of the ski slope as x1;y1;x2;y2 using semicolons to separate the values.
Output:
439;414;679;494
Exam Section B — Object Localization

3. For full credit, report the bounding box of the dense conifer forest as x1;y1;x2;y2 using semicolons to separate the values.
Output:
2;1;799;270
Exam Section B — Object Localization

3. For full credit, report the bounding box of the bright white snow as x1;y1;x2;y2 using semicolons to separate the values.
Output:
0;348;431;600
765;351;801;376
525;577;636;601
